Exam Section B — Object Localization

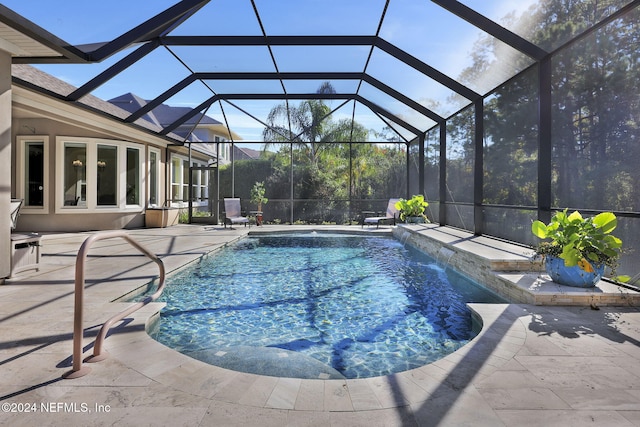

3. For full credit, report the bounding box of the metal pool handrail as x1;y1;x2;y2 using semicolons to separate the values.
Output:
64;230;166;379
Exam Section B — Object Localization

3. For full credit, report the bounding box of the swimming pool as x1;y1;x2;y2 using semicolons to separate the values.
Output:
146;232;504;379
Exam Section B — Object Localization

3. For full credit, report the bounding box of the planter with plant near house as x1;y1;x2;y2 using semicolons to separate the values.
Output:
531;209;627;288
395;195;429;224
250;181;268;226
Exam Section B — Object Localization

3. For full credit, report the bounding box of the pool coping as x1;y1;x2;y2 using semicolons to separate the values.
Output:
88;300;525;412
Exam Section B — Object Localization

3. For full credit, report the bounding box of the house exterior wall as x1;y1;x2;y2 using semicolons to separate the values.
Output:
9;79;235;234
10;89;174;233
1;51;12;278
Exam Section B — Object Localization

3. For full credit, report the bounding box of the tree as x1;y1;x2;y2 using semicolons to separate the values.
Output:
261;82;381;221
262;81;369;164
456;0;640;213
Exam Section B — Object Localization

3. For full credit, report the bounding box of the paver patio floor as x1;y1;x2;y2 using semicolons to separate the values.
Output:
1;225;639;426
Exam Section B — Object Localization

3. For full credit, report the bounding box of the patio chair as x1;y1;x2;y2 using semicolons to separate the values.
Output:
223;198;249;228
10;198;23;230
9;198;42;277
362;198;400;228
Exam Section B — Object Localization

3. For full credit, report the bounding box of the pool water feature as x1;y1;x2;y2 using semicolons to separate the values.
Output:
146;233;504;379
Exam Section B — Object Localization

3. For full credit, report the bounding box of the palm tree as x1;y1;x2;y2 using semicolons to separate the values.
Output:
262;82;368;165
261;82;372;222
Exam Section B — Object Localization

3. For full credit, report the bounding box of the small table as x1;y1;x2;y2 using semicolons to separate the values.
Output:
11;233;41;277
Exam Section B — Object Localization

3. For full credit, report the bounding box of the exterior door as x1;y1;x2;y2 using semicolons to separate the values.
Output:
189;165;218;224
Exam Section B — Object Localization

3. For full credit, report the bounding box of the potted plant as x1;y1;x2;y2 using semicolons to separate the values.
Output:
250;181;268;226
394;195;429;224
531;209;625;287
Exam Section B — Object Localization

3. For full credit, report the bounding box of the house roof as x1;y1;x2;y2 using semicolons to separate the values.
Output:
11;65;237;147
11;63;170;136
109;92;222;128
108;92;236;143
233;145;262;161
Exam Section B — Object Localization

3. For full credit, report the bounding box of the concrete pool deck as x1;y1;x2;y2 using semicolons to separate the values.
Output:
1;224;639;426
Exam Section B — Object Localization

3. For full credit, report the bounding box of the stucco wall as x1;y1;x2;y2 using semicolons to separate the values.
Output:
15;211;144;232
12;116;153;232
1;51;11;278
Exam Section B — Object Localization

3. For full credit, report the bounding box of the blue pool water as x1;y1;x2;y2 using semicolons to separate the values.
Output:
146;233;504;379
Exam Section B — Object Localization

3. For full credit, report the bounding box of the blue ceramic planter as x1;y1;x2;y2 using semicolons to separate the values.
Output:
404;216;426;224
545;256;604;288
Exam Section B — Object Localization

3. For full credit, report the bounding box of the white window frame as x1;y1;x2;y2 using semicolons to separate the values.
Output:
148;147;161;207
170;155;186;206
191;162;210;204
97;142;119;207
169;153;209;208
55;137;145;213
16;135;50;214
125;145;143;208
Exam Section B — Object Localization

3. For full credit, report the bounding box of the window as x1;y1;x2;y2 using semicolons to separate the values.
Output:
191;163;210;202
148;149;160;206
63;142;87;207
55;137;144;212
192;163;201;201
215;137;230;162
170;155;210;205
17;136;49;212
199;167;209;201
171;156;183;203
97;145;118;206
25;142;44;206
182;159;189;201
126;147;140;205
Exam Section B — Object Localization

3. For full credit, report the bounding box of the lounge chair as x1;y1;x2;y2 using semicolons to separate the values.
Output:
223;198;249;228
362;198;400;228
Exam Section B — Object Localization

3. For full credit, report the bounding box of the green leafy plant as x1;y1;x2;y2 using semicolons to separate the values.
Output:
250;181;268;211
178;208;189;224
394;195;429;222
531;209;627;280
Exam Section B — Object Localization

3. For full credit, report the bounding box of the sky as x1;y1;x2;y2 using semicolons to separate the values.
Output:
3;0;539;143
